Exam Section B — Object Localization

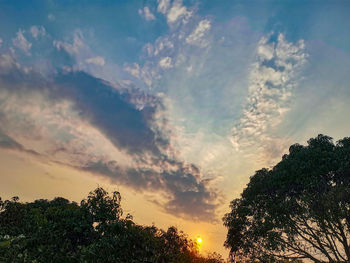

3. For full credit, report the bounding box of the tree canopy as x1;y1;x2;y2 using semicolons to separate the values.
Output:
223;134;350;262
0;187;223;263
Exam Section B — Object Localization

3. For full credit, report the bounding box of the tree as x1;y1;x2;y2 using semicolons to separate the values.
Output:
0;187;224;262
223;135;350;263
0;196;96;262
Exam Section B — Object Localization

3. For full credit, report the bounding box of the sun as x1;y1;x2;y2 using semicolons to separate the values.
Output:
196;237;203;244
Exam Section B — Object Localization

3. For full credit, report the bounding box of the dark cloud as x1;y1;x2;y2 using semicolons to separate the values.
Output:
0;57;167;156
0;131;40;156
0;53;220;221
81;160;220;221
0;132;23;149
53;72;168;156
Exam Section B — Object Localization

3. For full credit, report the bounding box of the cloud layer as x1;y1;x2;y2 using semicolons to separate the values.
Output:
0;52;220;221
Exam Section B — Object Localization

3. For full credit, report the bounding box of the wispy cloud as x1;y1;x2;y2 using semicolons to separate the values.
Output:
159;56;173;68
53;31;85;56
157;0;171;14
231;33;307;162
85;56;105;66
157;0;192;25
122;12;262;175
186;19;211;48
52;31;128;86
47;13;55;21
12;30;32;56
30;26;46;39
138;7;156;21
123;3;213;87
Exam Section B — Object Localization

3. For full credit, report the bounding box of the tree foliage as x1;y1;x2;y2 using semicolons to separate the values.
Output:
223;135;350;263
0;187;223;263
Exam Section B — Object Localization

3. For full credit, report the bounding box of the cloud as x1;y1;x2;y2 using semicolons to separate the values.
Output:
124;62;153;86
123;14;264;180
53;32;85;56
0;53;19;74
48;13;55;21
85;56;105;66
138;7;156;21
123;4;209;86
124;63;141;77
0;38;2;47
159;56;173;68
0;131;25;150
163;0;191;25
186;19;211;47
231;33;307;161
12;30;32;56
54;72;167;156
83;160;220;221
30;26;46;39
0;130;40;156
0;52;220;221
157;0;171;14
52;31;130;87
123;35;176;84
145;37;174;57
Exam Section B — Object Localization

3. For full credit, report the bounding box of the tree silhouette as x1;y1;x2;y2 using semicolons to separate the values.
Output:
0;187;223;262
223;135;350;262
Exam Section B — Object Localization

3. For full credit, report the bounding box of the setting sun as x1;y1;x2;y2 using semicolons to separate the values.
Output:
196;237;203;244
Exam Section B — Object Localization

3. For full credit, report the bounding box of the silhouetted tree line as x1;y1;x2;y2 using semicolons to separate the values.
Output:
224;135;350;263
0;188;223;263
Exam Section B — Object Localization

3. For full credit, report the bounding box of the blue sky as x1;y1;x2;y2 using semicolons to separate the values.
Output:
1;0;350;255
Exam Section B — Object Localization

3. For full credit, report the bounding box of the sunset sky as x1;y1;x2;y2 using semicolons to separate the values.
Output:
1;0;350;257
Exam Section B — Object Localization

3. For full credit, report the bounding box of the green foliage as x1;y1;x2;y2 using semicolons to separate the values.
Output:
223;134;350;263
0;187;223;263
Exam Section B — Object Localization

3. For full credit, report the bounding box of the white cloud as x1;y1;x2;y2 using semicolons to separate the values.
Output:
143;43;154;57
12;30;32;56
139;7;155;21
48;13;55;21
186;19;211;47
124;62;154;86
159;56;173;68
124;63;140;78
53;32;84;56
231;33;307;161
30;26;46;39
153;37;174;56
257;41;274;60
157;0;171;14
167;0;191;24
85;56;105;66
53;31;129;85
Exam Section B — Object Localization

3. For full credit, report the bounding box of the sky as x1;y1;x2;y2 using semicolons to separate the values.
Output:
0;0;350;257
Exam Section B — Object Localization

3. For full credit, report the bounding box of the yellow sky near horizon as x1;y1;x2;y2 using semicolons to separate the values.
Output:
0;148;229;258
